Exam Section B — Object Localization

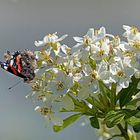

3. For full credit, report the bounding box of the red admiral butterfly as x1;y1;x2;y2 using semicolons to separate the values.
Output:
0;50;37;82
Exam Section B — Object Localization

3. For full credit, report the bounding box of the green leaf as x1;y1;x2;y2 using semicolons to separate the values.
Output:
118;76;140;108
123;109;140;126
122;109;140;133
98;81;111;108
68;94;85;107
90;117;100;129
126;98;140;106
133;124;140;133
98;80;112;98
127;116;140;126
104;110;125;128
110;83;117;109
53;113;82;132
91;96;105;112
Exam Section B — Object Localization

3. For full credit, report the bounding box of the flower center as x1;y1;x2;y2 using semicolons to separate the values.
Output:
32;82;40;91
131;26;139;34
90;70;97;79
83;36;92;46
40;107;50;116
57;81;65;90
117;70;124;77
132;41;140;49
125;52;134;57
37;94;46;101
98;49;105;56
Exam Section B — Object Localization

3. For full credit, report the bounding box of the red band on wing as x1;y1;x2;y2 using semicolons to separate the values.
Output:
16;55;22;72
9;65;18;75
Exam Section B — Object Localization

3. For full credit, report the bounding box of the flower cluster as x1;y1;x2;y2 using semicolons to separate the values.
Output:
27;26;140;139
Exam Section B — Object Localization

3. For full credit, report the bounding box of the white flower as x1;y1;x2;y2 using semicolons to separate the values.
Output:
60;95;74;111
73;27;106;48
83;61;110;83
109;57;135;88
47;71;73;95
123;25;140;41
34;33;68;55
78;76;98;100
60;44;71;56
35;32;68;47
30;26;140;129
35;106;63;126
76;62;111;99
63;50;82;73
90;38;110;60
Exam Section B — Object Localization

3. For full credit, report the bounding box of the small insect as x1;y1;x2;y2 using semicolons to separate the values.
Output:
0;50;37;83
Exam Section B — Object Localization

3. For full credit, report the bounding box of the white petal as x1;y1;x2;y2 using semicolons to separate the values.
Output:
102;42;109;54
135;71;140;79
100;27;106;34
100;71;110;80
137;81;140;89
62;95;74;111
34;40;46;47
123;25;131;31
83;64;92;76
61;45;69;54
126;67;134;77
34;106;41;112
50;113;63;126
110;64;118;75
73;73;83;82
86;28;94;39
106;33;114;38
56;34;68;42
119;78;130;88
71;44;81;53
78;87;90;100
73;37;83;43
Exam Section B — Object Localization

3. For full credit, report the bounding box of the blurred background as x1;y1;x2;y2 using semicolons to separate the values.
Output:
0;0;140;140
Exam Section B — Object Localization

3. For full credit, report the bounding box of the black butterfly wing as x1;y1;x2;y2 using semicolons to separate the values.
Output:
0;50;36;82
0;61;26;79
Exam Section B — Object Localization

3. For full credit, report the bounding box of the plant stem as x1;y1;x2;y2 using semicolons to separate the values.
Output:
117;123;129;140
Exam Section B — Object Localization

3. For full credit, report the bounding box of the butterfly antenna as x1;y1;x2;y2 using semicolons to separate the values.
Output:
8;80;22;90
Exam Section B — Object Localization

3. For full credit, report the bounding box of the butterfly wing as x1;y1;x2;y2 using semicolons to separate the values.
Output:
0;60;26;79
0;50;37;82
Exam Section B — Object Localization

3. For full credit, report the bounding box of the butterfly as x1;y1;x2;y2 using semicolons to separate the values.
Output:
0;50;37;82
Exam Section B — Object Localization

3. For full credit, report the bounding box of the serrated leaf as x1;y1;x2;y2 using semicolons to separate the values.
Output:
105;110;125;128
53;113;82;132
90;117;100;129
118;76;140;108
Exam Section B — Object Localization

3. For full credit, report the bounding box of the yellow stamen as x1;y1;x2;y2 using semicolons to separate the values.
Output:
57;81;64;90
117;70;124;77
131;26;139;34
